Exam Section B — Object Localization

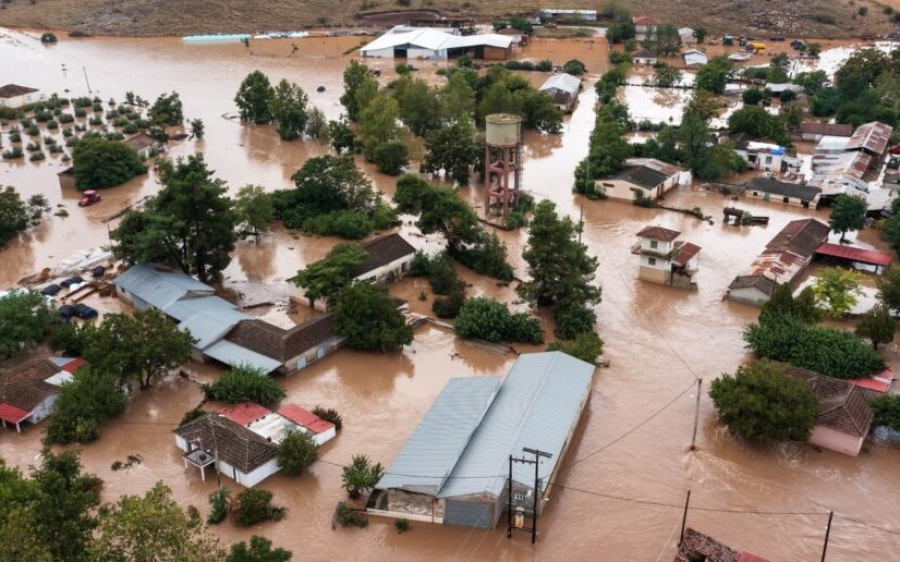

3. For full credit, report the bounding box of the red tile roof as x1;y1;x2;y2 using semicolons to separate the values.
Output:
765;218;830;258
278;404;335;434
673;242;702;266
636;225;681;242
219;402;272;426
814;242;892;267
0;403;31;424
60;357;85;373
849;378;891;393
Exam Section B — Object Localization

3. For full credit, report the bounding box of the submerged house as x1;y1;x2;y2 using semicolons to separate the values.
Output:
219;402;337;447
597;158;687;202
631;49;658;65
360;25;513;60
632;15;661;41
0;84;45;108
123;133;158;160
728;134;785;173
0;357;84;432
743;176;822;208
632;226;701;289
538;73;582;113
796;122;853;142
371;352;595;528
682;49;708;67
224;316;345;376
726;218;829;305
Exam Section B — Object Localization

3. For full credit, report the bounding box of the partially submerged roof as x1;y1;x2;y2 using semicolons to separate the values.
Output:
376;377;501;496
277;404;336;435
632;49;657;59
636;225;681;242
226;314;335;363
202;340;282;374
350;233;417;279
632;15;661;25
0;84;39;98
846;121;893;156
123;133;156;152
783;366;878;437
746;177;822;202
113;263;215;310
219;402;272;427
673;242;702;266
175;413;279;473
728;274;778;296
799;122;853;137
539;73;581;96
0;357;82;415
815;242;892;268
765;218;830;258
361;25;512;54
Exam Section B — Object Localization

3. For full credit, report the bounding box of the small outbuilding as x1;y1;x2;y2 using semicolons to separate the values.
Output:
596;158;687;202
631;49;658;65
123;133;158;160
0;357;84;432
682;49;708;67
360;25;513;60
632;15;661;40
743;176;822;208
538;73;582;113
0;84;46;108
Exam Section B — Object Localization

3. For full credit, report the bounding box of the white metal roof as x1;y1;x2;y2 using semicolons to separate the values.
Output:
202;340;282;374
178;308;249;350
113;263;215;310
361;25;512;54
539;73;581;95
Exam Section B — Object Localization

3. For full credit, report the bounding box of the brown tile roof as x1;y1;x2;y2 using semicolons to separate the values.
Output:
783;365;878;437
799;122;853;137
765;218;830;258
672;242;702;266
0;358;62;411
678;528;741;562
226;314;334;363
174;413;279;473
0;84;39;98
636;226;681;242
123;133;156;152
632;15;662;25
349;233;416;279
728;274;778;295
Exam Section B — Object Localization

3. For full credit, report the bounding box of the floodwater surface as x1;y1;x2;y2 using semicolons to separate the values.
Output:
2;29;900;561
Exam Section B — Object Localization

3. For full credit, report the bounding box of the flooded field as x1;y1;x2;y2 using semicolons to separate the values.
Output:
2;28;900;560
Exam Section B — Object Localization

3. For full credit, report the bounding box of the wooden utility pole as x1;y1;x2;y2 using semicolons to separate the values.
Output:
507;447;553;544
679;489;692;547
690;378;703;450
821;511;834;562
82;66;92;93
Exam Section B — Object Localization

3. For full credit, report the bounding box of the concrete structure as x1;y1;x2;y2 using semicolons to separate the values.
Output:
290;233;416;310
360;25;513;60
726;218;830;305
596;158;687;202
219;402;337;447
631;49;658;65
676;528;771;562
797;122;853;142
678;27;696;44
225;315;345;376
632;15;661;41
538;73;581;113
174;413;280;487
484;114;523;216
540;9;598;21
0;357;84;432
0;84;45;108
632;226;700;289
371;352;595;529
123;133;157;160
743;176;822;208
783;365;879;457
729;134;786;172
682;49;708;67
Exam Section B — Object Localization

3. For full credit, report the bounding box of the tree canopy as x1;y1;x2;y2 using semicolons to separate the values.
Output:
709;360;818;441
423;116;478;185
341;455;385;500
876;265;900;314
291;242;367;307
760;284;822;325
0;186;49;244
333;283;413;351
269;79;309;140
0;290;54;359
226;536;293;562
234;185;274;239
340;60;379;122
855;304;896;349
828;195;867;243
277;430;318;476
46;366;128;444
812;267;862;318
574;101;632;196
726;105;788;145
871;394;900;431
695;56;734;95
235;70;275;124
454;297;544;344
149;92;184;126
73;137;147;190
202;365;286;406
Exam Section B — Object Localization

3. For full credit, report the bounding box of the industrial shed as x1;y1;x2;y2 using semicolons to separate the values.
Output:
371;352;595;529
538;73;581;113
360;25;513;60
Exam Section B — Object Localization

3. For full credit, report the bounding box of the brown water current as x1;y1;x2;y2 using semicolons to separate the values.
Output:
2;28;900;560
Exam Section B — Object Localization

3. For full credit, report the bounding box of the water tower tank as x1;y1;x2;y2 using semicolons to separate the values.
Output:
485;113;522;146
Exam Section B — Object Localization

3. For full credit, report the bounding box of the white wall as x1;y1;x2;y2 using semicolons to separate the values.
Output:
312;425;337;446
29;394;59;424
810;426;865;457
727;286;770;306
363;47;395;58
0;91;45;109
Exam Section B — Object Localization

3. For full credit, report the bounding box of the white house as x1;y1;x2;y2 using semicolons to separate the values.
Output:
123;133;158;160
360;26;513;60
0;357;85;433
596;158;687;202
631;49;658;65
219;402;337;447
728;134;786;172
683;49;708;67
632;226;701;289
290;233;417;311
0;84;46;108
538;73;581;112
679;27;696;44
632;15;661;41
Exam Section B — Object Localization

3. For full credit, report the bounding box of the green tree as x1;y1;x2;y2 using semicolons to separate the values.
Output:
547;330;603;364
520;200;601;310
341;455;385;500
439;70;477;119
202;365;286;406
653;23;682;57
291;242;367;308
91;481;223;562
454;297;543;344
695;56;734;95
423;116;477;185
190;118;205;140
111;154;237;283
0;186;50;244
0;290;54;358
149;92;184;126
727;105;787;144
563;59;587;75
829;194;867;242
72;137;146;189
234;184;274;239
742;88;765;106
812;267;862;318
793;70;829;95
45;366;128;444
653;63;683;87
373;141;409;176
235;70;274;124
395;77;441;137
277;430;318;476
709;360;818;441
340;60;379;121
359;94;402;162
855;304;896;349
760;284;822;324
269;79;309;140
85;308;194;389
693;27;707;43
226;536;292;562
333;283;413;351
871;394;900;431
877;265;900;314
233;489;284;527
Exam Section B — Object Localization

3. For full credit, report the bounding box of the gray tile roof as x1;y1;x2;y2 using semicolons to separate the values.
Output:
746;177;822;203
349;233;416;279
202;340;283;374
611;165;668;190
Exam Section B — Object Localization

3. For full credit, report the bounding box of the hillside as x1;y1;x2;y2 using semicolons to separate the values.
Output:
0;0;896;37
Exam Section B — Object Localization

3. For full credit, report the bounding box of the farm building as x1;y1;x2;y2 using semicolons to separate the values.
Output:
0;84;46;108
123;133;158;160
371;352;595;529
726;218;829;305
219;402;337;447
632;226;701;289
290;233;416;311
224;315;345;376
682;49;708;67
797;122;853;142
360;26;513;60
0;357;84;433
538;73;581;112
631;49;658;65
632;15;661;40
540;9;598;21
742;176;822;208
596;158;688;202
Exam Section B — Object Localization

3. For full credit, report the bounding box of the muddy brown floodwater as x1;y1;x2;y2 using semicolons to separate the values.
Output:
1;28;900;561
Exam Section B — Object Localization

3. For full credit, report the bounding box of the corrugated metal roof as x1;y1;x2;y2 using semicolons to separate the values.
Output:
203;340;282;374
376;377;501;496
179;308;249;350
539;73;581;96
814;242;892;267
162;295;238;322
278;404;336;435
846;121;893;155
361;25;512;54
114;263;214;310
439;352;594;499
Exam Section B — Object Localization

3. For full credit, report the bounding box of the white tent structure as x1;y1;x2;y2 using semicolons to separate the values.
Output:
360;26;513;60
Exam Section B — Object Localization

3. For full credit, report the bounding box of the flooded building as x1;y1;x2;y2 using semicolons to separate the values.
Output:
596;158;687;202
0;83;45;108
632;49;658;65
371;352;594;529
123;133;158;160
540;9;598;21
538;73;582;113
845;121;894;169
729;134;786;173
676;527;771;562
0;357;84;433
682;49;708;67
726;218;829;306
632;15;661;41
743;176;822;208
797;122;853;142
632;226;701;289
224;315;344;375
360;26;513;60
219;402;336;446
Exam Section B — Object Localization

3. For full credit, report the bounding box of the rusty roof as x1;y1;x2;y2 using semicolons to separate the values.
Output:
174;413;279;473
782;365;878;437
728;274;778;295
0;84;39;98
846;122;893;155
799;122;853;137
123;133;156;152
672;242;702;266
0;358;66;411
765;218;830;258
349;233;416;279
636;225;681;242
815;242;892;267
226;314;334;363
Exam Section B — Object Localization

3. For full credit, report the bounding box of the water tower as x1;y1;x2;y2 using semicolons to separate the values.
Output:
484;113;523;216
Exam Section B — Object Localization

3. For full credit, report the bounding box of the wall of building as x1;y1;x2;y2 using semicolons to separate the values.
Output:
596;180;652;202
444;498;496;528
284;335;346;375
810;426;864;457
229;458;280;488
312;425;337;446
744;190;811;208
726;286;771;306
363;47;396;58
29;394;59;424
639;265;672;284
483;46;510;61
371;489;444;523
0;92;45;109
409;47;441;60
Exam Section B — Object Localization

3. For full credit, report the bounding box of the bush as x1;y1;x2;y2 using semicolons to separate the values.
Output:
2;147;24;159
29;151;46;161
335;504;368;527
341;455;384;500
408;251;431;277
207;487;231;524
234;489;285;527
433;289;465;319
537;59;553;72
40;32;58;43
547;331;604;364
312;406;343;431
454;297;543;344
428;252;459;295
395;519;410;533
454;233;514;281
871;394;900;431
554;304;597;340
563;59;587;76
201;365;286;406
373;141;409;175
277;430;318;476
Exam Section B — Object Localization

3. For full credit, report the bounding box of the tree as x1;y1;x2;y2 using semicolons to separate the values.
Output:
653;24;682;57
85;308;194;389
563;59;587;75
333;283;413;351
340;60;379;121
812;267;862;318
110;154;237;283
653;63;683;87
439;70;477;120
727;105;787;145
856;304;896;349
574;102;632;195
235;70;274;124
72;137;146;189
871;394;900;431
46;366;128;444
520;200;601;310
269;79;309;140
277;430;318;476
742;88;765;106
454;297;544;344
91;482;223;562
693;27;707;43
877;266;900;314
695;56;734;95
233;489;284;527
149;92;184;126
806;42;822;58
709;361;818;441
372;141;409;176
829;194;867;243
234;185;274;239
793;70;829;95
547;331;603;364
0;186;50;244
395;77;441;137
0;290;54;358
291;243;367;308
359;94;402;162
341;455;384;500
190;118;205;140
760;284;822;324
202;365;286;406
226;536;292;562
423;116;477;185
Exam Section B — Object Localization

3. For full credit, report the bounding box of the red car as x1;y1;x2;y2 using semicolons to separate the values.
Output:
889;145;900;155
78;190;101;207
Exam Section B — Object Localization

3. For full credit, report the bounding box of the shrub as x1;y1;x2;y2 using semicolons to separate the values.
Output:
201;365;286;406
277;430;319;476
234;489;285;527
74;107;87;118
26;124;39;136
547;331;603;364
335;504;368;527
40;32;58;43
432;289;465;319
312;406;343;431
29;151;46;161
563;59;587;76
408;251;431;276
2;147;24;159
454;297;543;344
554;304;597;340
395;519;410;533
871;394;900;431
428;252;459;295
341;455;384;500
536;59;553;72
207;487;231;524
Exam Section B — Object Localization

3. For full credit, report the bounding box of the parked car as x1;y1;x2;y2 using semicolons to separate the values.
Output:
78;190;102;207
72;303;98;320
40;284;62;296
60;276;84;288
888;145;900;155
59;304;77;320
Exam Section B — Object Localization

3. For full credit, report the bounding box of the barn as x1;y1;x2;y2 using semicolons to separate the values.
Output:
360;25;513;60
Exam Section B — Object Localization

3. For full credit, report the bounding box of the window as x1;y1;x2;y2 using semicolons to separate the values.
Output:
648;257;657;266
783;196;789;203
765;156;773;164
650;240;658;249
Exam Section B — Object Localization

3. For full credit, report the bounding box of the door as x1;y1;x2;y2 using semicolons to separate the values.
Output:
317;342;329;359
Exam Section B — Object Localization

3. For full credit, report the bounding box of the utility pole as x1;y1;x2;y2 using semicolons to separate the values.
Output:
690;378;703;451
82;66;92;94
507;447;553;544
679;489;692;547
821;511;834;562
